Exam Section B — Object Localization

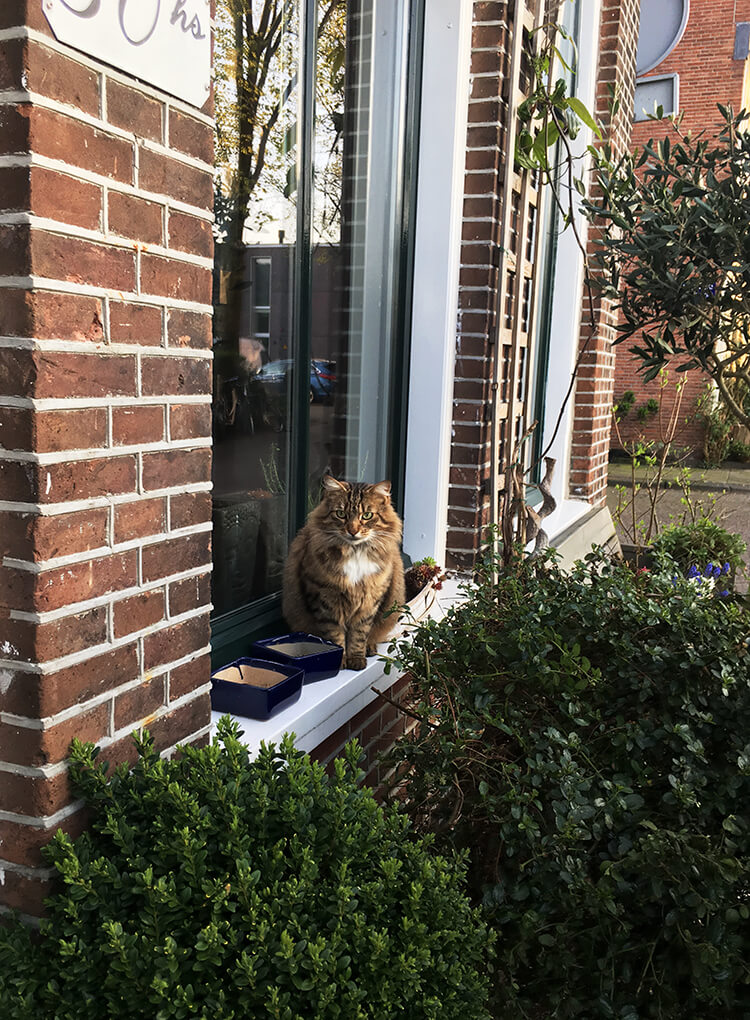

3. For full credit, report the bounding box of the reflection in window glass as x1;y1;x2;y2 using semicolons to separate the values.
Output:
309;0;410;494
212;0;299;616
211;0;414;623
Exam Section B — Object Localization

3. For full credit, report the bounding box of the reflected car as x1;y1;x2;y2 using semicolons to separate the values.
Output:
310;359;336;404
255;359;337;405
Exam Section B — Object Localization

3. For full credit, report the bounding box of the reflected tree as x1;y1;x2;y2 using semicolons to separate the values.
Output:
214;0;344;253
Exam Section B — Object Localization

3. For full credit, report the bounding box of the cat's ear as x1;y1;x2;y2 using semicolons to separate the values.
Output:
322;474;348;493
371;480;392;501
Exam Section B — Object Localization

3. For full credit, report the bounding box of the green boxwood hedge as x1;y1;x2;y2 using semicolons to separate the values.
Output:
0;722;492;1020
384;551;750;1018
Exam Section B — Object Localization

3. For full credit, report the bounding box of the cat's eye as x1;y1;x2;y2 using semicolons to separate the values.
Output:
335;509;347;519
361;511;374;521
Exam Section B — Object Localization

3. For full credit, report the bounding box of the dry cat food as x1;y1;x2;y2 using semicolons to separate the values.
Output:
264;641;332;656
212;665;286;689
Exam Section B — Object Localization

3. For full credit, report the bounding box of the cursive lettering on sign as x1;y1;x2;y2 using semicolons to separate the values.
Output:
45;0;211;108
58;0;206;49
60;0;100;15
119;1;161;47
171;0;207;40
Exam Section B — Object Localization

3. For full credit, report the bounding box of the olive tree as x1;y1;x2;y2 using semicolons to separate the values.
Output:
582;107;750;428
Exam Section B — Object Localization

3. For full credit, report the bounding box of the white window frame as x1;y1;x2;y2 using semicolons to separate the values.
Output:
402;0;473;565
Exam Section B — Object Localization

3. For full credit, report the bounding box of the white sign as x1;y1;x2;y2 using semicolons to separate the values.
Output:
42;0;211;109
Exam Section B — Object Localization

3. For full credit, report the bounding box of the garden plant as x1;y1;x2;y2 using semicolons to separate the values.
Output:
650;517;746;586
583;107;750;430
0;721;492;1020
383;548;750;1018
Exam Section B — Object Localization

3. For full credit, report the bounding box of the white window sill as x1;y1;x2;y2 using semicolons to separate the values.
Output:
546;497;594;543
209;577;465;757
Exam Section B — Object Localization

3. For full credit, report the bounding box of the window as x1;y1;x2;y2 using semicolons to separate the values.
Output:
250;257;271;341
211;0;421;661
636;0;689;76
528;0;581;481
634;74;679;121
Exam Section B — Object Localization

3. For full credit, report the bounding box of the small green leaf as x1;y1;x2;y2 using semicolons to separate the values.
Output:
566;96;602;138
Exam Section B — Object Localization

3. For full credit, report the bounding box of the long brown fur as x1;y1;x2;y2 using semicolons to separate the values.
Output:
282;476;405;671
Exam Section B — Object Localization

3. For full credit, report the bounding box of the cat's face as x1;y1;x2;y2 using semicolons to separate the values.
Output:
319;477;398;546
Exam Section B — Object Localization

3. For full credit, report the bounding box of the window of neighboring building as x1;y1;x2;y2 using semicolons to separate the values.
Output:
250;257;272;341
636;0;689;76
634;73;679;121
210;0;421;662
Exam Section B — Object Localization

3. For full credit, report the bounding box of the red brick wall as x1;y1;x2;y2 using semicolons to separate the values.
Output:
447;0;641;566
569;0;641;503
446;1;509;572
310;674;413;788
0;5;214;917
612;357;708;457
612;0;750;455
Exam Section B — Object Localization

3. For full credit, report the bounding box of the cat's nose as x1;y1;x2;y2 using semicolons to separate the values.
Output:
347;525;359;536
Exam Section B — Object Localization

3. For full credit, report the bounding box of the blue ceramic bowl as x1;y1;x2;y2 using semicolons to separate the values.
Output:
210;657;303;720
251;632;344;683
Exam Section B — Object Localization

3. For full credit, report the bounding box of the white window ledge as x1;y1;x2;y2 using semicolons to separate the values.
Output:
209;577;465;757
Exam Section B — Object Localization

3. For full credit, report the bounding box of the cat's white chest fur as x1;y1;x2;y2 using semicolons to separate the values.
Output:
342;546;380;585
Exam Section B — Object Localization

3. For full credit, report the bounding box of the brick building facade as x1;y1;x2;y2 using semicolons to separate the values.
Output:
612;0;750;457
445;0;640;568
0;0;214;917
0;0;640;919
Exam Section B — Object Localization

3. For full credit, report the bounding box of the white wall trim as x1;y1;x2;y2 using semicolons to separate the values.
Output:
539;0;603;502
402;0;473;565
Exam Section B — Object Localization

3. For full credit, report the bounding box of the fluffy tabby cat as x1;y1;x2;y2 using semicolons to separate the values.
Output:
282;476;405;671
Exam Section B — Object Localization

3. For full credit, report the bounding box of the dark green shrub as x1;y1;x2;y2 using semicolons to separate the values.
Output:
0;721;492;1020
635;397;659;422
726;439;750;463
700;399;734;466
650;517;746;578
383;551;750;1018
614;390;635;418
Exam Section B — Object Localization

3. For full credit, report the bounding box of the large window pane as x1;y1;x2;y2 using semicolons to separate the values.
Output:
211;0;415;629
309;0;410;493
212;0;300;616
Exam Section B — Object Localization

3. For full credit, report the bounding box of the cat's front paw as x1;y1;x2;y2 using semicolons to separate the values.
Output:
347;653;367;671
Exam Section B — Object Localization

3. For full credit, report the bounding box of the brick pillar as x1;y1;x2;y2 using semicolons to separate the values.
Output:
0;4;214;917
446;0;510;571
569;0;640;504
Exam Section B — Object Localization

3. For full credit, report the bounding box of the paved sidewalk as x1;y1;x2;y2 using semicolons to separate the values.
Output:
608;462;750;492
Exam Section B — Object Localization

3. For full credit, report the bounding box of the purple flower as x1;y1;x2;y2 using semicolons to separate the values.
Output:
723;563;731;575
704;563;714;577
713;564;721;578
687;565;699;579
719;589;730;598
